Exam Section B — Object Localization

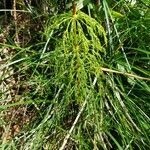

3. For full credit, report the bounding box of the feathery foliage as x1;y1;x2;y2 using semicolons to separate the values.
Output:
0;0;150;149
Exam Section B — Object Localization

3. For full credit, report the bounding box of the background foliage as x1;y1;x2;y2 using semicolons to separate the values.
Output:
0;0;150;149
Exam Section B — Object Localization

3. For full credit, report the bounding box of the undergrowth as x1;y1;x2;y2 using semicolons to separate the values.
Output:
0;0;150;149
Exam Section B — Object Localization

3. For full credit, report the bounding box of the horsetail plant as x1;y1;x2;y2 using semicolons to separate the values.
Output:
0;0;150;149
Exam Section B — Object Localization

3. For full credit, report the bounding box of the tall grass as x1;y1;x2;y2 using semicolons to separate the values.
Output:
0;0;150;149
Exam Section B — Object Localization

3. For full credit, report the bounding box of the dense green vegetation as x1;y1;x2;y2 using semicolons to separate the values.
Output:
0;0;150;149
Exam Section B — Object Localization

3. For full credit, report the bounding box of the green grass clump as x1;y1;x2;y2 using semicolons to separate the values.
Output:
0;0;150;149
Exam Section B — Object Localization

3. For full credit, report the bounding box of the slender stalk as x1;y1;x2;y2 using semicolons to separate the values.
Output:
13;0;19;44
3;0;7;22
59;77;97;150
103;0;113;53
0;9;30;13
72;1;77;16
101;67;150;81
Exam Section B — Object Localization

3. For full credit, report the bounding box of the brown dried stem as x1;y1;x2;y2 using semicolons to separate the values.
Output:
72;1;77;16
13;0;19;44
